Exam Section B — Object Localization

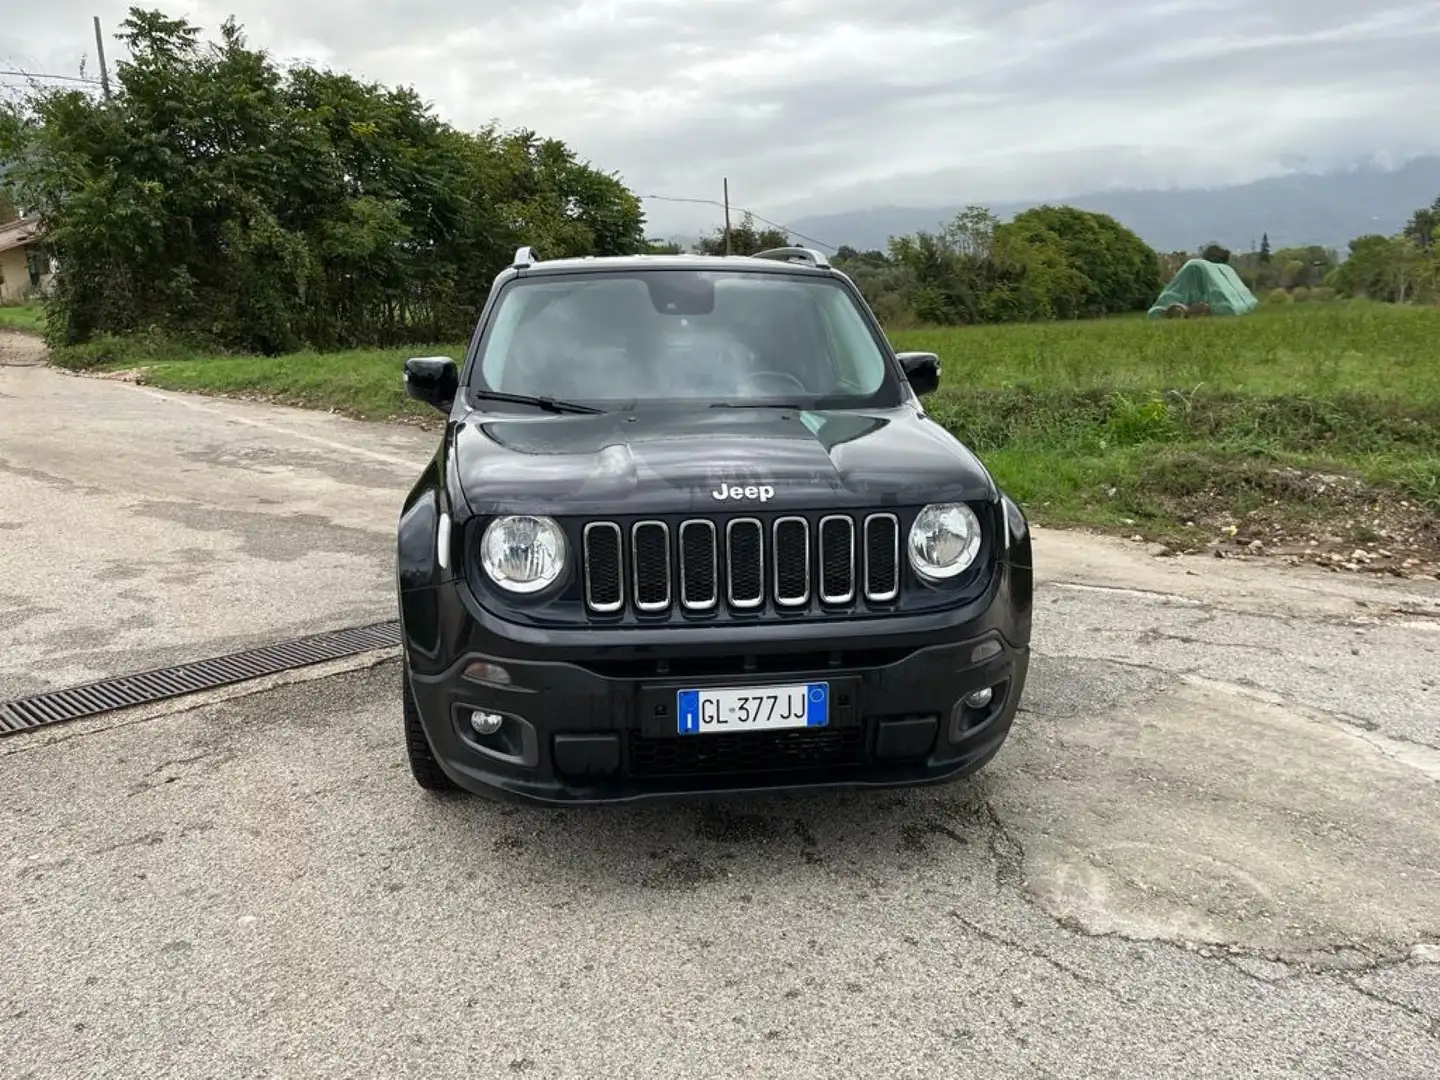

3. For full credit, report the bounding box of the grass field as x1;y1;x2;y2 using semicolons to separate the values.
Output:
0;303;44;332
913;302;1440;547
49;301;1440;555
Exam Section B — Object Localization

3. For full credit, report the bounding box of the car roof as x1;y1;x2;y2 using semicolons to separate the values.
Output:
502;247;839;281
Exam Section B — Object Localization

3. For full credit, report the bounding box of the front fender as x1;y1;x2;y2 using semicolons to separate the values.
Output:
999;491;1033;625
397;432;467;665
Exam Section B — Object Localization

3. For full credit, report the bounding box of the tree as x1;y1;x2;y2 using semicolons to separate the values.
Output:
0;7;645;351
833;247;890;269
1008;205;1162;317
1385;237;1431;303
1259;233;1271;264
878;204;1157;326
1330;234;1437;303
1404;196;1439;252
693;212;789;256
887;207;1010;324
1200;243;1231;264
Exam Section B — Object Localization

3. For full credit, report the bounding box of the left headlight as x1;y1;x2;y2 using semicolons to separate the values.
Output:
480;515;567;593
907;503;983;581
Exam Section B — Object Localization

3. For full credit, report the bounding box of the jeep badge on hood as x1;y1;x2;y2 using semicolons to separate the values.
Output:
712;483;774;503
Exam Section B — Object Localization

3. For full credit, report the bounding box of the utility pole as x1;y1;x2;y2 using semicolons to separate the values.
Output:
93;16;111;101
722;177;731;256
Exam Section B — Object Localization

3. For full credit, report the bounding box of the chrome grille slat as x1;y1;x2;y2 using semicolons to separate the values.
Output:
863;513;900;602
818;514;855;604
582;522;624;612
772;516;810;606
579;511;909;614
631;521;672;611
679;520;718;611
726;518;764;609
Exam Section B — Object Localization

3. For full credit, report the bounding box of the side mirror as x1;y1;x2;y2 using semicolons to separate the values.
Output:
404;356;459;413
896;351;940;396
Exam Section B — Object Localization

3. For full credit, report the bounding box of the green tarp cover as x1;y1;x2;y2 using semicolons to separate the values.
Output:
1148;258;1259;317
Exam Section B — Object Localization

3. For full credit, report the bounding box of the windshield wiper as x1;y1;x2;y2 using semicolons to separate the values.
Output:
469;389;604;415
708;401;808;410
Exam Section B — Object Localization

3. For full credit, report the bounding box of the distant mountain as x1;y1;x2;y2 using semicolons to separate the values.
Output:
785;157;1440;256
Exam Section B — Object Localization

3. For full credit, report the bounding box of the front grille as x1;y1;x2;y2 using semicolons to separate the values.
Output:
580;511;905;616
628;727;867;778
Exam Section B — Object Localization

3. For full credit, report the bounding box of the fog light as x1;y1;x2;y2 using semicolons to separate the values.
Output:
964;687;994;709
469;710;505;736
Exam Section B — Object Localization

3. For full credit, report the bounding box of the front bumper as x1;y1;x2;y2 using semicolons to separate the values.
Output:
404;575;1030;804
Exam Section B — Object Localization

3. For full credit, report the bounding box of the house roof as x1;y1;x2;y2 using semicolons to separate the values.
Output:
0;217;43;256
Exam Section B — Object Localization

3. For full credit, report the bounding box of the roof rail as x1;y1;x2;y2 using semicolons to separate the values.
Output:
512;246;541;268
751;246;830;269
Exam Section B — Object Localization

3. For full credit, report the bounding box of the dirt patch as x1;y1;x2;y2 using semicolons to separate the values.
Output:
0;330;47;367
1139;463;1440;581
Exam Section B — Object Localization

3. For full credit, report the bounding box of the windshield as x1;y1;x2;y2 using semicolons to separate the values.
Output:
470;269;899;408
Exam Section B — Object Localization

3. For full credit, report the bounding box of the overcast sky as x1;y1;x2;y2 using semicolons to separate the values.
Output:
3;1;1438;236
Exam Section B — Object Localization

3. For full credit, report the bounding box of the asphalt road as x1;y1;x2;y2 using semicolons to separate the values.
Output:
3;352;1439;1079
0;344;428;698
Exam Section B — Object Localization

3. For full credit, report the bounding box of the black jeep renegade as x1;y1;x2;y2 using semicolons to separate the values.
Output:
395;246;1033;804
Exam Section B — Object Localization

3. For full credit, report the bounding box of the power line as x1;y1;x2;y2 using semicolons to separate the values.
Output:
642;193;838;252
0;69;103;86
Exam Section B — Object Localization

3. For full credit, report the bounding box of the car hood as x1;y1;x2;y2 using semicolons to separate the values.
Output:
449;405;996;517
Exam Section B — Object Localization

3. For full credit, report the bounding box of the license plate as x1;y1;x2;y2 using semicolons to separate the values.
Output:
676;683;829;735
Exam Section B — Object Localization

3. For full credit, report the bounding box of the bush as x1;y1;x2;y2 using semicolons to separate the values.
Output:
1309;286;1336;302
1266;288;1294;305
49;329;205;371
1290;286;1311;302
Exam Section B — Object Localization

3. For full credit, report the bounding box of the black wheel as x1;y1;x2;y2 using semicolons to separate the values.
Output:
403;666;458;792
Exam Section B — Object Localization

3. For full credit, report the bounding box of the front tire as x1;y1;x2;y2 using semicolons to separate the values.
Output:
403;666;458;792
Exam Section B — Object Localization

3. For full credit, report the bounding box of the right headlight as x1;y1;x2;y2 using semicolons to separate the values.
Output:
480;515;567;593
907;503;982;581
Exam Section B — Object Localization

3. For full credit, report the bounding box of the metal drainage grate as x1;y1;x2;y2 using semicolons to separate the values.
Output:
0;619;401;737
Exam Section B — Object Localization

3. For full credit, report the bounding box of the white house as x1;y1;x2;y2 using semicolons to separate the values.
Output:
0;217;54;303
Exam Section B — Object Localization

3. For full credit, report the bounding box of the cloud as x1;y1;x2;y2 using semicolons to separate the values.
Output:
3;0;1437;234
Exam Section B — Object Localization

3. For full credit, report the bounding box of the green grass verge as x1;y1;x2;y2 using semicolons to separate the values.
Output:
910;302;1440;540
50;300;1440;545
109;344;448;424
0;303;44;332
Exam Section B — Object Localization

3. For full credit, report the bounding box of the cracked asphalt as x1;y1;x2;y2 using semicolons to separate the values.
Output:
3;360;1439;1078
